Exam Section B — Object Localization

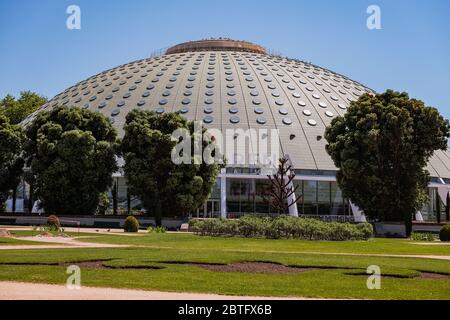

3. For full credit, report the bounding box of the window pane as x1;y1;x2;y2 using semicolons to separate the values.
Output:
303;181;317;215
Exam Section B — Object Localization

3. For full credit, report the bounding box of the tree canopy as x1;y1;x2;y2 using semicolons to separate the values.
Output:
0;91;47;125
0;114;25;211
24;106;118;215
121;110;221;226
325;90;450;235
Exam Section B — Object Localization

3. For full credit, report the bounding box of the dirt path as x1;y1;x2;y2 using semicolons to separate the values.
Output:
1;226;149;236
0;282;310;300
0;236;127;250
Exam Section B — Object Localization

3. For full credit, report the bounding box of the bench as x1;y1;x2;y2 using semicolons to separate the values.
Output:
0;218;17;226
93;221;121;229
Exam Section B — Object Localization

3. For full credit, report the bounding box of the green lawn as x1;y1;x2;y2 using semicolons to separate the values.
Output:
78;233;450;256
0;233;450;299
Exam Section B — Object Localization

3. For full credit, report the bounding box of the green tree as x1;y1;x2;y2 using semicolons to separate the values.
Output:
0;114;25;211
0;91;47;124
121;110;221;226
325;90;450;236
24;106;118;215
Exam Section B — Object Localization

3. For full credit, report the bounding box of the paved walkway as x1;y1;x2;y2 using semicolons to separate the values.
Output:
0;282;307;300
1;226;148;236
0;236;128;250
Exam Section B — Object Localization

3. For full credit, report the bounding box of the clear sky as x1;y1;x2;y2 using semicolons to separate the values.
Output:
1;0;449;118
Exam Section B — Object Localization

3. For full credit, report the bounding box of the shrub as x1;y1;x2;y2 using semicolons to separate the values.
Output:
439;225;450;242
266;216;294;239
238;216;268;238
355;223;374;240
97;193;110;215
124;216;140;233
147;226;167;234
191;216;373;241
411;232;435;241
47;215;61;229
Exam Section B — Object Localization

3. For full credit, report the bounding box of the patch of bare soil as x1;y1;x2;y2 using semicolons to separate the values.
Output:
0;229;12;238
344;272;411;279
0;260;164;271
345;271;450;279
195;262;314;274
419;272;450;279
37;232;54;238
59;260;110;269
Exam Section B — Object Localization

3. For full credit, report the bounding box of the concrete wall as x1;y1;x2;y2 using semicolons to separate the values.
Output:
0;215;186;231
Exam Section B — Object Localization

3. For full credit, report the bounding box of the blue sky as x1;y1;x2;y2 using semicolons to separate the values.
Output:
1;0;449;118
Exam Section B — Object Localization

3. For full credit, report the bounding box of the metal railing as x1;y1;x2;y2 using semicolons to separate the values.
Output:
224;213;355;223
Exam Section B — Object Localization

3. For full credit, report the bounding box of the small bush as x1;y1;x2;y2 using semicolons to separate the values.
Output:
47;215;61;229
411;232;435;241
97;193;110;215
191;216;373;241
147;226;167;234
439;225;450;242
124;216;140;233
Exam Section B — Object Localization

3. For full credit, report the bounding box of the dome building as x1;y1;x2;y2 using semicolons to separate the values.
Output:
23;39;450;222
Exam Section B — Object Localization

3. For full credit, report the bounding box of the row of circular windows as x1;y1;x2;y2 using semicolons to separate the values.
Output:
56;72;367;110
64;93;347;113
58;81;355;108
55;90;348;119
82;95;336;118
67;57;365;96
104;105;317;128
60;77;360;110
80;97;327;129
61;54;365;96
82;52;354;79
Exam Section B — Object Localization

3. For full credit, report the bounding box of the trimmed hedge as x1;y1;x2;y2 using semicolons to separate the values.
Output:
124;216;140;233
411;232;434;242
440;224;450;242
190;216;373;241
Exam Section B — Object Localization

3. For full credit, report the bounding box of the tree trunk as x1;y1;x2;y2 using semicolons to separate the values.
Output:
446;193;450;222
127;189;131;216
404;212;413;238
112;182;118;216
27;184;33;214
12;187;17;214
436;193;441;224
155;200;162;227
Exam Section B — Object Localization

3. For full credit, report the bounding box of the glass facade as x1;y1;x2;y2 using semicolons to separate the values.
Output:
225;178;351;217
421;188;448;222
7;177;448;224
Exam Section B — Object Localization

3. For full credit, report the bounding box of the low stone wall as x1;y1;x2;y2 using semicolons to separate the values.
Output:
374;222;447;237
0;214;186;231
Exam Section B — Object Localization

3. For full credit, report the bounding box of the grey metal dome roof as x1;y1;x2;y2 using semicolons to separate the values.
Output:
23;39;450;178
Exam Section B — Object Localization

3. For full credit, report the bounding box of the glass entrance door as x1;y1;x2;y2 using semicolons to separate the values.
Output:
206;200;220;218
